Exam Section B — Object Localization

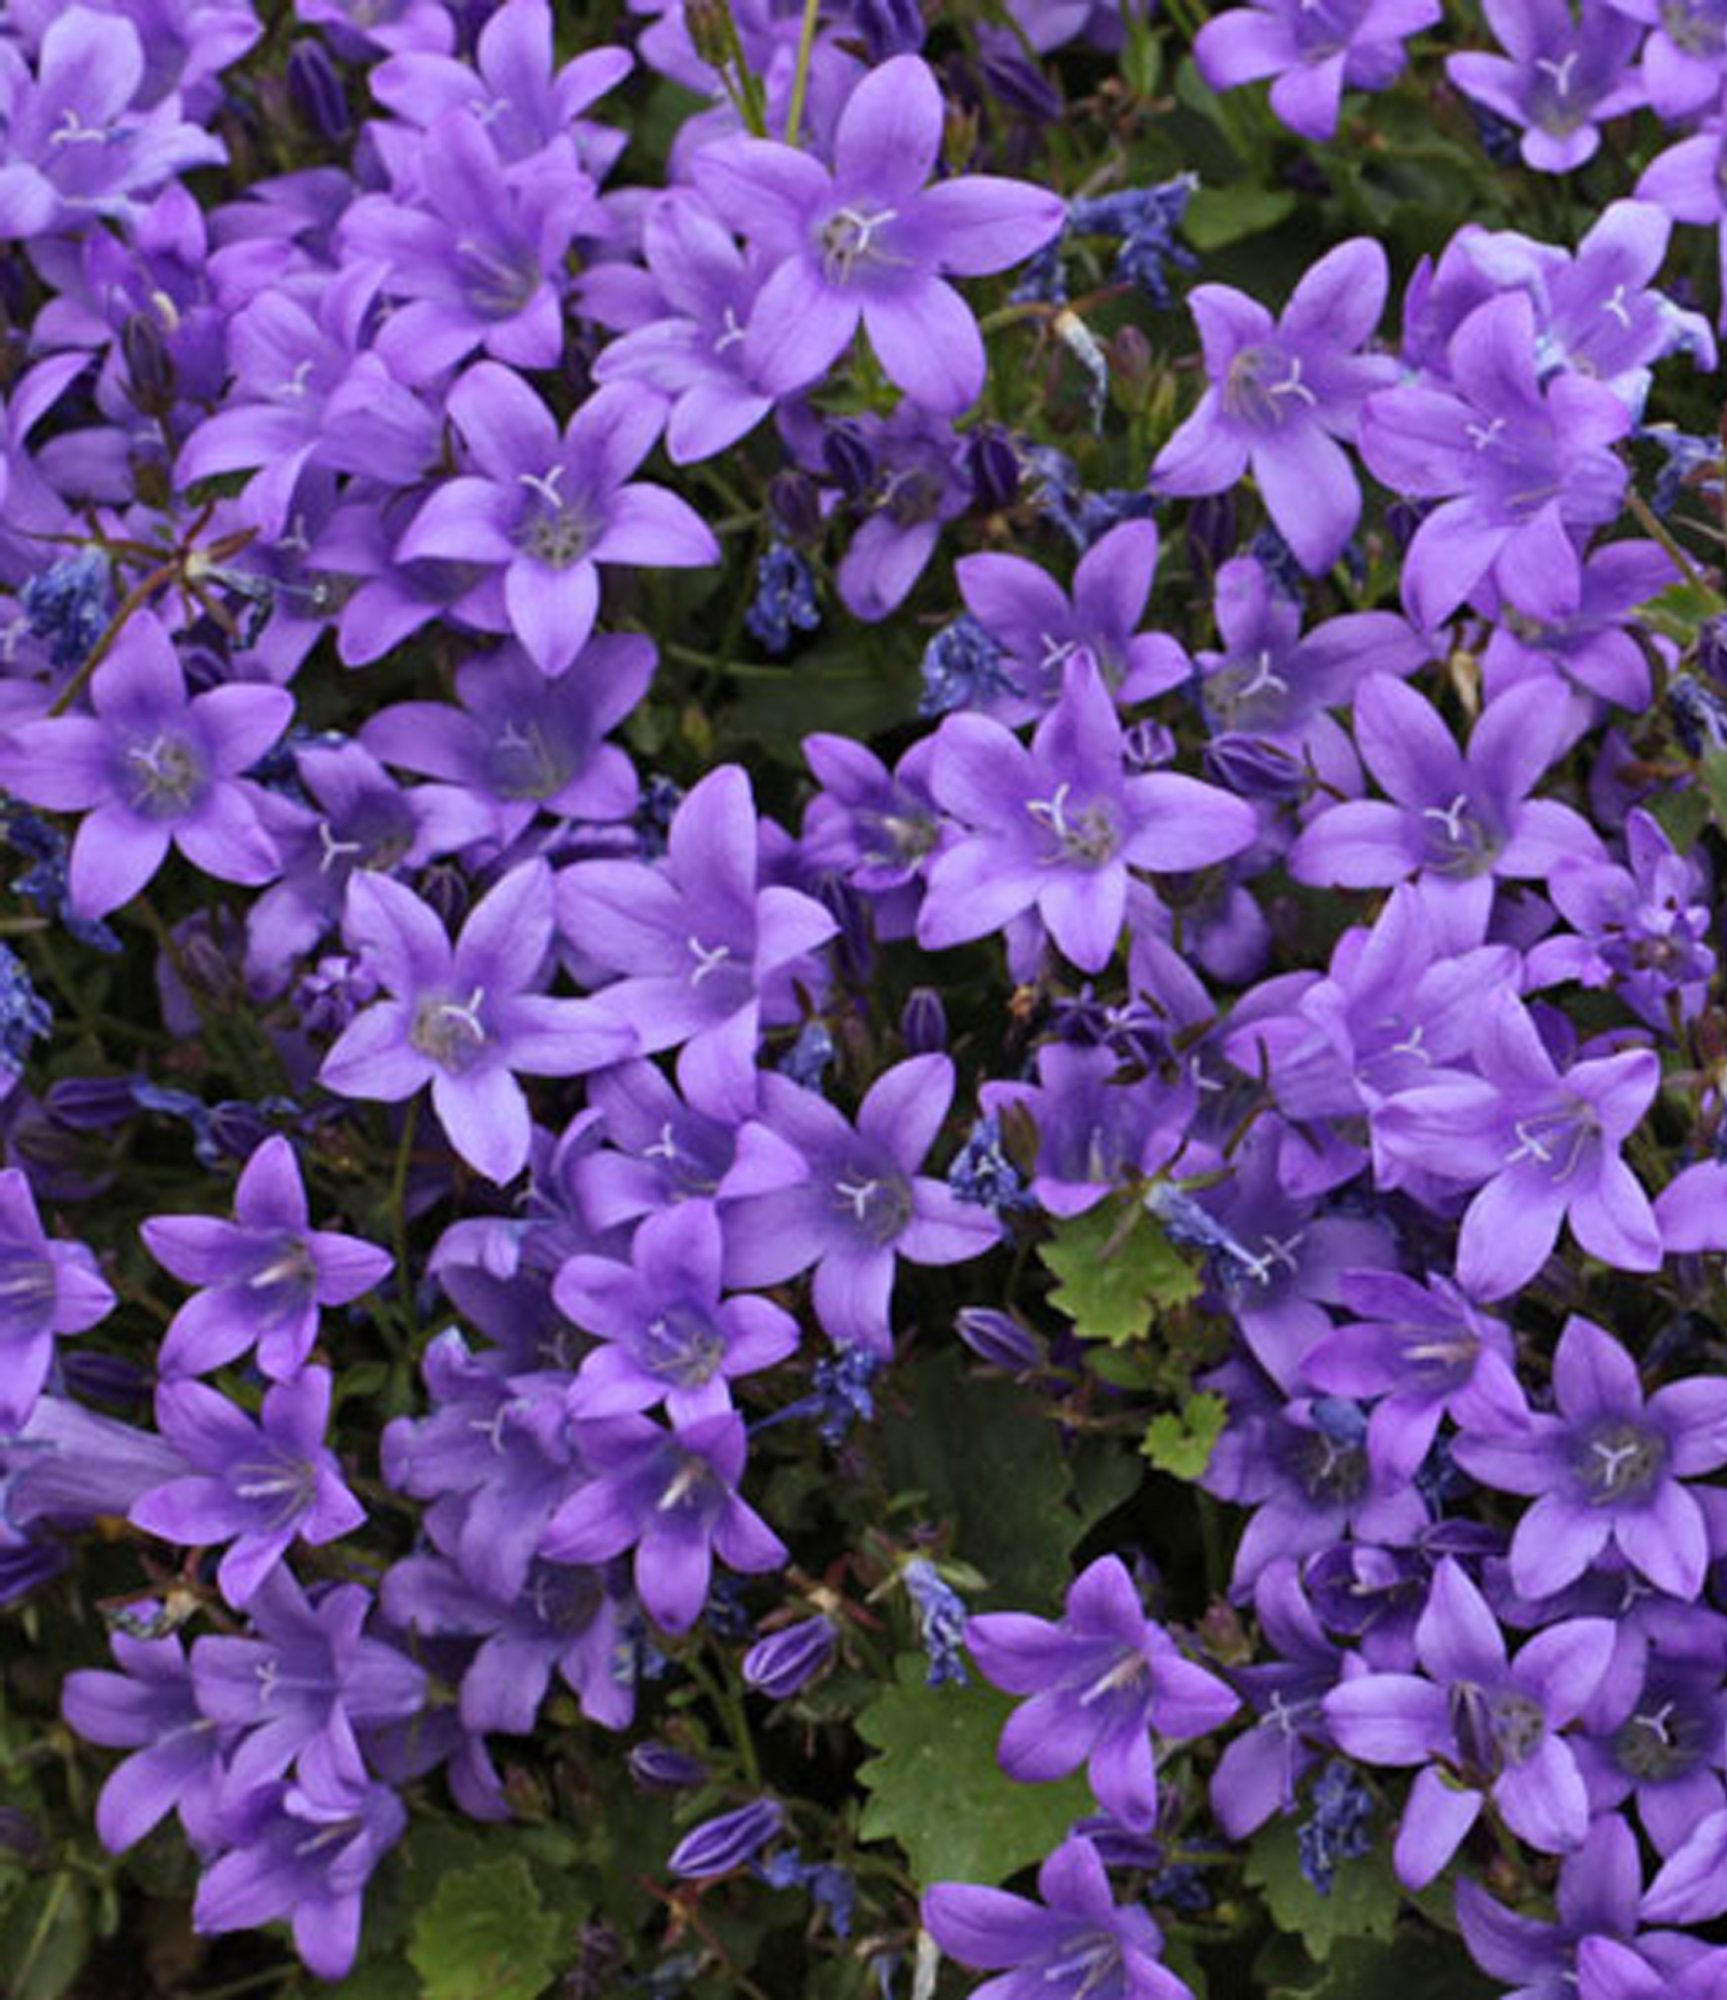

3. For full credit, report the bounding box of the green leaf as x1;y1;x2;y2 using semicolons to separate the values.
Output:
1120;18;1163;96
1649;781;1712;855
1702;749;1727;834
315;1964;421;2000
1287;1930;1499;2000
406;1856;563;2000
1183;184;1296;250
1244;1819;1401;1962
0;1874;93;2000
1141;1392;1229;1481
856;1658;1093;1887
1039;1197;1200;1346
1642;578;1727;643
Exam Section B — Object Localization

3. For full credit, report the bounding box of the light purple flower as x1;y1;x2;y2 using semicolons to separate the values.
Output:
1454;1315;1727;1600
1197;0;1441;138
1446;0;1645;173
966;1555;1238;1830
1152;239;1398;574
397;365;718;675
0;611;290;919
690;55;1064;414
1324;1557;1613;1887
0;1165;114;1433
142;1135;392;1383
321;860;634;1185
718;1054;1001;1355
919;653;1258;973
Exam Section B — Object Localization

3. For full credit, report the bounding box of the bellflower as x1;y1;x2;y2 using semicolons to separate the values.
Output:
0;7;225;239
1372;990;1661;1298
1358;291;1632;629
1196;0;1441;137
321;861;634;1185
0;611;290;920
918;653;1258;973
951;519;1189;724
1636;109;1727;329
1287;674;1602;933
1575;1638;1727;1854
541;1410;788;1634
555;764;838;1123
1605;0;1727;117
967;1555;1239;1830
718;1054;1002;1354
142;1135;393;1383
1324;1557;1613;1887
1454;1315;1727;1600
1480;541;1677;720
1152;239;1398;574
0;1166;115;1433
690;55;1065;414
555;1198;802;1424
130;1370;365;1608
922;1835;1195;2000
396;365;719;676
1445;0;1645;172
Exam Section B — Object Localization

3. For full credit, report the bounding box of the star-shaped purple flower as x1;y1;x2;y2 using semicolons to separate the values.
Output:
0;1165;114;1433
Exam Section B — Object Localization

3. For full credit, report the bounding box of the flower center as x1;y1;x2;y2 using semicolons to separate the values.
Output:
1613;1694;1704;1781
409;987;489;1074
1418;792;1498;875
818;204;899;286
832;1170;913;1244
1222;346;1317;430
641;1303;729;1387
1573;1420;1667;1503
517;466;595;569
1026;783;1119;868
121;731;207;819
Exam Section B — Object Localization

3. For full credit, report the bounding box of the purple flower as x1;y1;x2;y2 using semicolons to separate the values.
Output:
555;765;838;1123
541;1410;787;1634
1324;1557;1613;1887
967;1555;1238;1830
1151;239;1398;574
918;653;1258;973
143;1135;392;1382
922;1835;1193;2000
1197;0;1440;138
719;1054;1001;1355
1480;540;1677;721
0;611;290;919
193;1749;406;1982
1455;1316;1727;1600
397;365;718;675
1373;990;1661;1299
556;1199;801;1424
0;8;225;239
61;1626;226;1852
1446;0;1645;172
668;1798;784;1878
742;1615;838;1697
130;1369;364;1607
0;1166;114;1433
1358;291;1631;630
1288;675;1601;933
952;519;1189;723
690;55;1064;414
321;860;634;1185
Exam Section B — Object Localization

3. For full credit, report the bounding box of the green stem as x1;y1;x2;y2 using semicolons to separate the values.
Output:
784;0;822;148
685;1646;762;1788
1625;488;1719;600
386;1098;421;1356
49;558;174;716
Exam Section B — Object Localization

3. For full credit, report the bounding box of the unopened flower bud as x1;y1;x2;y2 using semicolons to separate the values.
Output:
1186;492;1235;576
1203;731;1306;800
287;41;351;142
955;1306;1046;1371
900;987;947;1054
628;1742;710;1791
742;1615;837;1698
667;1798;783;1878
768;469;822;545
967;428;1020;513
122;311;177;418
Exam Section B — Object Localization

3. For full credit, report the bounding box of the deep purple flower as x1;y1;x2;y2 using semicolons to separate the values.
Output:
967;1556;1239;1830
743;1615;838;1697
690;56;1064;414
1480;541;1677;722
0;611;290;919
1359;291;1631;629
556;1199;800;1424
719;1055;1001;1354
1455;1316;1727;1600
919;653;1258;973
1152;239;1398;574
555;764;837;1123
1373;991;1660;1299
130;1369;364;1607
322;860;634;1185
1196;0;1440;138
923;1835;1193;2000
1324;1557;1613;1887
541;1410;787;1634
0;1166;114;1432
1446;0;1645;172
397;365;718;675
143;1135;391;1382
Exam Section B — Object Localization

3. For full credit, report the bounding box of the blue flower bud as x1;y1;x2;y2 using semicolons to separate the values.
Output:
955;1306;1045;1372
743;1616;837;1698
628;1742;711;1791
900;987;947;1055
667;1798;783;1878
